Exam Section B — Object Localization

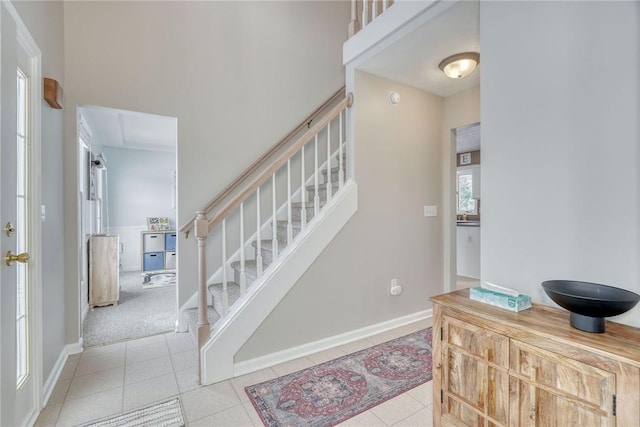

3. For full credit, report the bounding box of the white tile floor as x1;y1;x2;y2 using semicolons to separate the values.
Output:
35;319;434;427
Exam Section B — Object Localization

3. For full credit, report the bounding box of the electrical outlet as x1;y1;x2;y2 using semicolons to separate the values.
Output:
424;205;437;217
390;278;402;296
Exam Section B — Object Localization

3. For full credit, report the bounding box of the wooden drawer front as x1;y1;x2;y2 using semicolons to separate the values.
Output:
443;315;509;366
509;340;616;426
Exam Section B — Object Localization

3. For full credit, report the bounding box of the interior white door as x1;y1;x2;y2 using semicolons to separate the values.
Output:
1;4;41;426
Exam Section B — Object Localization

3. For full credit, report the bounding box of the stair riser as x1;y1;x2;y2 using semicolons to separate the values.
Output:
234;268;257;286
291;204;316;222
321;168;342;183
255;244;274;265
276;223;302;244
209;284;241;315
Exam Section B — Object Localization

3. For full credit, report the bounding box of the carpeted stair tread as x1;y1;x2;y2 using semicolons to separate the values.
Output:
321;166;343;183
230;259;269;284
305;183;339;202
251;239;288;265
305;182;338;192
230;259;268;272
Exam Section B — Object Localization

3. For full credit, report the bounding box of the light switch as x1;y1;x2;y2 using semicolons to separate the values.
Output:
40;205;46;222
424;205;437;217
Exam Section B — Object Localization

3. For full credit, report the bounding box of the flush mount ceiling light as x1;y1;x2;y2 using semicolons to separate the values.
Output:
438;52;480;79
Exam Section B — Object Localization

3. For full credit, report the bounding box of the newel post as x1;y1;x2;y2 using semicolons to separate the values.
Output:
348;0;361;37
194;211;210;385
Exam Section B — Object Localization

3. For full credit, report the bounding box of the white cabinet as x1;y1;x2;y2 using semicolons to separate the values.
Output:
456;225;480;279
141;230;177;271
471;165;481;199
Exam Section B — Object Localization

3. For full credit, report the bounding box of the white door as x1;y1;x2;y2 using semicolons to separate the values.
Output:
0;4;42;426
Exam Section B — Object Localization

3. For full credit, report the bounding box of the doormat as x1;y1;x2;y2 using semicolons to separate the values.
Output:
142;271;176;289
246;328;432;427
81;397;185;427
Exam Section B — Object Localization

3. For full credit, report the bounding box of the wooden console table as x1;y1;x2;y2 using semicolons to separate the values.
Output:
431;289;640;426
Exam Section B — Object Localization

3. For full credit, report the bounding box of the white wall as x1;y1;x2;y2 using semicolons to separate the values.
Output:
103;147;176;229
237;71;443;361
103;147;176;270
11;0;66;386
62;1;350;344
480;1;640;326
441;86;480;290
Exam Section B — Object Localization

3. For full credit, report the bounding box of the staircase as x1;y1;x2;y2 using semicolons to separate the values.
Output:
179;90;356;384
183;164;341;343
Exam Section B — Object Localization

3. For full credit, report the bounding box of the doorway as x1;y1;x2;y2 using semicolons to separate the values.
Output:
77;105;178;347
453;122;481;289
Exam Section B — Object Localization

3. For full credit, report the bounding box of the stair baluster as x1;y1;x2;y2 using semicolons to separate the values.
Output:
300;145;307;229
339;111;345;189
221;219;229;316
239;202;246;296
314;135;320;216
326;121;333;203
287;159;293;245
271;173;278;262
256;187;263;278
362;0;369;29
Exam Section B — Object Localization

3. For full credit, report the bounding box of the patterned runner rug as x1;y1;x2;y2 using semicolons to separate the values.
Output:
81;397;185;427
246;328;433;427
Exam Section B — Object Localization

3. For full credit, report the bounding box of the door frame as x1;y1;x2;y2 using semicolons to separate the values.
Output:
0;1;44;425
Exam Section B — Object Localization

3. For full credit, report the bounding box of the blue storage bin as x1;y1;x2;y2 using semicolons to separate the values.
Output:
144;252;164;271
165;232;177;251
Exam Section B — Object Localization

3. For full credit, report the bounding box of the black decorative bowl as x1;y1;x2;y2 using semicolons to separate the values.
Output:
541;280;640;333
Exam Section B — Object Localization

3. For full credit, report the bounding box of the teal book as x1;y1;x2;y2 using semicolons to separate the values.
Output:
469;287;532;312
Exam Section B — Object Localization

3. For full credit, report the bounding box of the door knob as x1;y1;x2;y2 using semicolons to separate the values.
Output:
6;251;29;266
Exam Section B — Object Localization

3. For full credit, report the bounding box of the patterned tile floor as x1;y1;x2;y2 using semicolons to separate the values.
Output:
35;319;433;427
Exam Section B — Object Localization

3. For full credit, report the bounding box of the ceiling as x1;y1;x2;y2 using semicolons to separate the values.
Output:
358;0;480;98
79;105;177;152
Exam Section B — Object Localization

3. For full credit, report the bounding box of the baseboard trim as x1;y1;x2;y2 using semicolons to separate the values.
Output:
234;309;432;377
42;341;83;406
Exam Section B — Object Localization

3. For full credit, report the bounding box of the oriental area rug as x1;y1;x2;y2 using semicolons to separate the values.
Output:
246;328;433;427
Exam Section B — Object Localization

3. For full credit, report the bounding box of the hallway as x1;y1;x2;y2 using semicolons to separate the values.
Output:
36;320;434;426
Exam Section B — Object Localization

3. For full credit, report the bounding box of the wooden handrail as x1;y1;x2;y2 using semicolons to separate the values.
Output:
180;86;346;236
206;93;353;234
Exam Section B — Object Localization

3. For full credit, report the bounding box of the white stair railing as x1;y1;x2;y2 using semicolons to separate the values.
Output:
182;91;353;384
349;0;395;37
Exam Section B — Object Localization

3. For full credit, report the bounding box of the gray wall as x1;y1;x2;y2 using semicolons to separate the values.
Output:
441;86;480;291
62;1;350;344
65;1;349;344
103;147;176;229
237;71;444;361
12;0;66;384
480;1;640;326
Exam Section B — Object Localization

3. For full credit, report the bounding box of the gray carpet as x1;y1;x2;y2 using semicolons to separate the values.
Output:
83;270;176;347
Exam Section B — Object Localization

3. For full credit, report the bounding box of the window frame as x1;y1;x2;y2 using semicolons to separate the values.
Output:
456;168;477;215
